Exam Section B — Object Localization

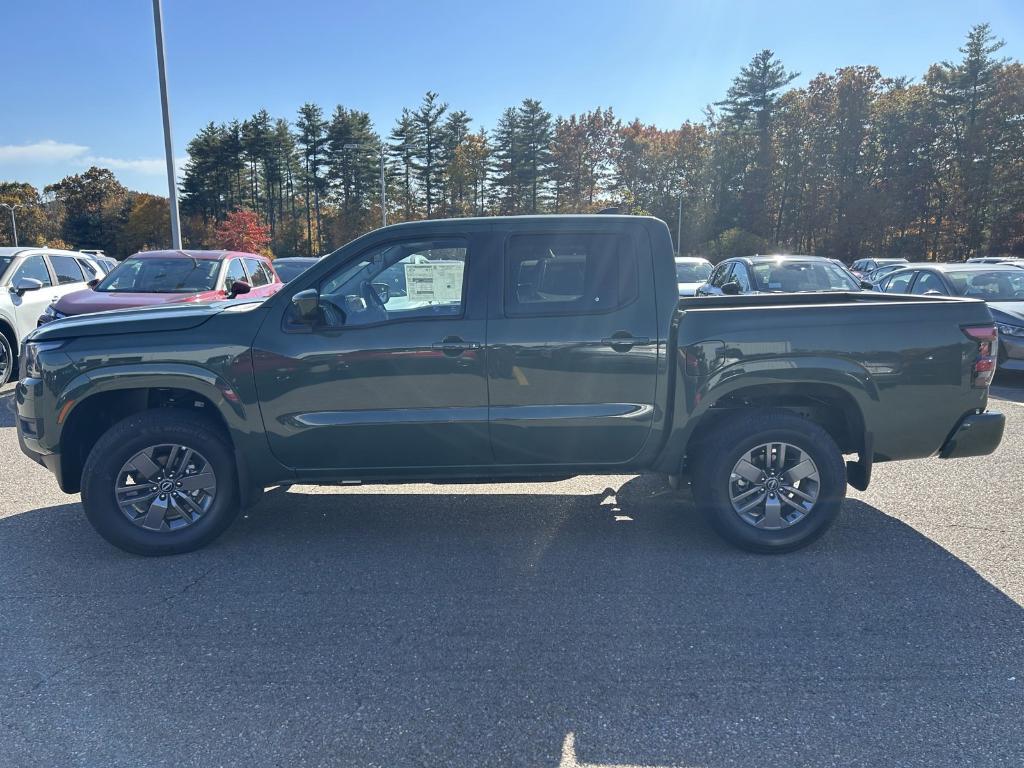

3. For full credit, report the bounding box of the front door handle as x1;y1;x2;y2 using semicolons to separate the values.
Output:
431;337;482;356
601;334;652;352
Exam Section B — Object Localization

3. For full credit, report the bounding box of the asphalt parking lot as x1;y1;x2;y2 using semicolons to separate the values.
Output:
1;378;1023;768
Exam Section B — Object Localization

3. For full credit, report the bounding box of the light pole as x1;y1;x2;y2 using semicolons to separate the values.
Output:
346;141;405;230
676;192;684;256
152;0;182;248
0;203;22;247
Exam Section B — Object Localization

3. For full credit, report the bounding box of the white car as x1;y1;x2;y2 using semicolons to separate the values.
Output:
674;256;713;296
0;247;100;384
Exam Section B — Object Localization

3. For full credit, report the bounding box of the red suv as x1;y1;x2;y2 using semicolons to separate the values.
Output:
39;250;282;325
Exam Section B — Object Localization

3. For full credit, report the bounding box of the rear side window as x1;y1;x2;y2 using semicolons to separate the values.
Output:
49;254;85;285
10;255;53;287
505;233;637;317
243;258;269;287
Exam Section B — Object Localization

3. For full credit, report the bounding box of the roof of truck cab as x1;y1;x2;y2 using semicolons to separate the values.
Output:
372;214;662;230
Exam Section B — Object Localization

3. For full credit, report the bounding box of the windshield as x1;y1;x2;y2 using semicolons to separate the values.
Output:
96;257;221;293
676;262;712;283
752;261;860;292
947;270;1024;301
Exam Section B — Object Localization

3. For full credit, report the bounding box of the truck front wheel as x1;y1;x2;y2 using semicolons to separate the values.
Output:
691;409;846;553
81;410;240;556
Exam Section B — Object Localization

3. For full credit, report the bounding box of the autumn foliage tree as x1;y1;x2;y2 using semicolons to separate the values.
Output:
215;210;271;254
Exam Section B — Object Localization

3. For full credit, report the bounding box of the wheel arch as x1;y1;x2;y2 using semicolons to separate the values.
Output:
658;375;873;487
55;366;254;496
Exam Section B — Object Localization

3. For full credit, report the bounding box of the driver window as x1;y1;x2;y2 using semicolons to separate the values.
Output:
911;272;947;295
11;255;53;287
223;259;247;290
709;263;733;288
732;263;752;291
317;238;468;329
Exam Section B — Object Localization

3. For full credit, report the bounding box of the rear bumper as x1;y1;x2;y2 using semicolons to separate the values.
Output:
939;411;1005;459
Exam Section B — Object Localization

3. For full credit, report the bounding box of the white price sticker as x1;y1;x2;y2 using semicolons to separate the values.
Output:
404;261;464;302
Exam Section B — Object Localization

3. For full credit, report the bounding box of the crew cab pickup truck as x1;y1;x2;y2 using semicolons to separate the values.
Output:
15;216;1005;556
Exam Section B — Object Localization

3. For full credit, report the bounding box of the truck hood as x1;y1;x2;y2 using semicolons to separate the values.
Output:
54;288;201;315
29;300;249;342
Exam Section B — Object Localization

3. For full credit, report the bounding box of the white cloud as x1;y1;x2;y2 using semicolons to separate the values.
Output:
0;139;89;163
0;139;187;186
83;156;168;175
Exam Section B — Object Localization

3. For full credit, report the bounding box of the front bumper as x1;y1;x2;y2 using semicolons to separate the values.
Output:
15;376;61;474
939;411;1005;459
999;334;1024;371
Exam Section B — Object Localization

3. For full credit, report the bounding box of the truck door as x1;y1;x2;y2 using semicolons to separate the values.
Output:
252;232;491;472
486;226;659;466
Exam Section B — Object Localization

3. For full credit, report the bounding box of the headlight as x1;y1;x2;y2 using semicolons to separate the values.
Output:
42;305;66;321
996;322;1024;338
20;341;65;380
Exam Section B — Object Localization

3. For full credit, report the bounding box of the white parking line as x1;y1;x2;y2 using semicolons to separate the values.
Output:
558;732;701;768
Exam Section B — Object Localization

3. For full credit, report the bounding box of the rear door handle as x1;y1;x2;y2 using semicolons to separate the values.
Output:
431;337;482;356
601;334;653;352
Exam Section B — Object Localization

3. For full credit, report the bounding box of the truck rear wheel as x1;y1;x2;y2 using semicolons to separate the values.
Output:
691;409;846;553
81;410;240;556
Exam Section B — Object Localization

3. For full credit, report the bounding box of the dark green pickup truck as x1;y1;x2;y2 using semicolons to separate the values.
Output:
16;216;1005;555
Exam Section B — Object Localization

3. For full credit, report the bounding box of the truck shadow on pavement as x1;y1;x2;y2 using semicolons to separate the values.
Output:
1;477;1022;767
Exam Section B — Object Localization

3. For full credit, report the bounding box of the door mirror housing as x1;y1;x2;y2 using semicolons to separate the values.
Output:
859;280;874;290
291;288;321;325
227;280;251;299
10;277;43;296
87;278;100;289
721;281;742;296
371;282;390;304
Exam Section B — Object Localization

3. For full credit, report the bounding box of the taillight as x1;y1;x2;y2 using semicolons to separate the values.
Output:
962;324;998;388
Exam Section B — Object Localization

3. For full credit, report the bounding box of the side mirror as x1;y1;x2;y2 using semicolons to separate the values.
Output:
227;280;251;299
859;280;874;290
87;278;100;289
10;277;43;296
290;288;321;325
721;281;742;296
371;282;390;304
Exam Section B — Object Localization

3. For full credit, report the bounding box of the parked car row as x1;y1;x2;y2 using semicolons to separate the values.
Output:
0;247;118;385
0;246;296;385
874;262;1024;371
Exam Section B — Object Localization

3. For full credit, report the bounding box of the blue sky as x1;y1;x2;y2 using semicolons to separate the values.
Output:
2;0;1022;195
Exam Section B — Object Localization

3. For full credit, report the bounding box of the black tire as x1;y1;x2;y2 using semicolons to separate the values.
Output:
691;409;846;553
81;410;240;556
0;331;13;386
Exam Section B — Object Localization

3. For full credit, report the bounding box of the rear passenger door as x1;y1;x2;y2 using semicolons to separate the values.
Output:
486;226;659;466
46;254;90;301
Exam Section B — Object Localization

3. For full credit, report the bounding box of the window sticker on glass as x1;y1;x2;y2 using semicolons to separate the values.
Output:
404;261;464;303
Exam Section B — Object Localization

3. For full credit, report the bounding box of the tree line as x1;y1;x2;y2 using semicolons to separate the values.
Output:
2;24;1021;262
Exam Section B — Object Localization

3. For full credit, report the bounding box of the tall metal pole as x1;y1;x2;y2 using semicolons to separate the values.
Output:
1;205;19;247
152;0;182;248
676;192;684;255
380;149;387;228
